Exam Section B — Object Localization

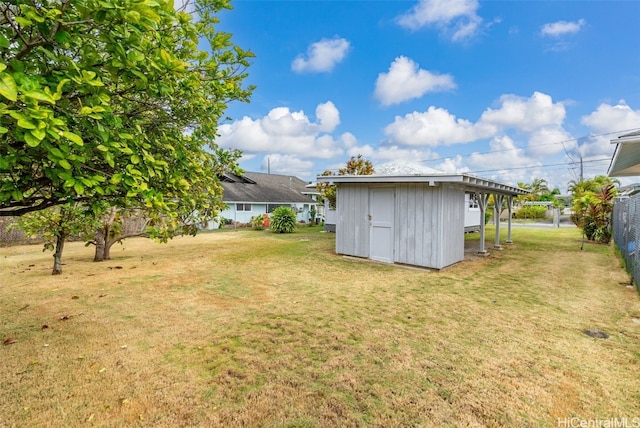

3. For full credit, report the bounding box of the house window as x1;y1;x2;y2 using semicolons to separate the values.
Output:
468;194;479;209
237;203;252;212
267;204;287;213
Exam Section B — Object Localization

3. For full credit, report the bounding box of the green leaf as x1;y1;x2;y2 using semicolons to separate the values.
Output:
17;118;36;129
0;126;8;134
62;131;84;146
74;182;84;195
24;132;41;147
0;73;18;101
50;147;64;158
96;144;108;152
14;16;32;27
0;34;9;49
23;90;56;104
110;173;122;184
59;159;72;170
30;128;46;141
54;30;71;44
131;154;140;164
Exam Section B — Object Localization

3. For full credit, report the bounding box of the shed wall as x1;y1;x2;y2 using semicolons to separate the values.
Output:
336;184;369;258
395;183;438;268
439;184;465;268
336;182;466;269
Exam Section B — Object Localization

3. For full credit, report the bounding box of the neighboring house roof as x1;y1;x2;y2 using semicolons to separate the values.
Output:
608;130;640;177
220;172;316;204
316;173;528;197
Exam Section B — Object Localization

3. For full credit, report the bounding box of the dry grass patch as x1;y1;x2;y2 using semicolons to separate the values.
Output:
1;226;639;427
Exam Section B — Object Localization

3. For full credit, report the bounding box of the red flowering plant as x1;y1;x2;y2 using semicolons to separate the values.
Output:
251;213;270;230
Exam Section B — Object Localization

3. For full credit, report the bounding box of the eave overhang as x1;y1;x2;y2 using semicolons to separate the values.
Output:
316;173;529;197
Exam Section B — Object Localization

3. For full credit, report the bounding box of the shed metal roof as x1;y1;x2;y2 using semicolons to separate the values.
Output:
316;173;529;196
608;130;640;177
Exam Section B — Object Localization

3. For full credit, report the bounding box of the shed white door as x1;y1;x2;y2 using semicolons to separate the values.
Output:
369;187;394;262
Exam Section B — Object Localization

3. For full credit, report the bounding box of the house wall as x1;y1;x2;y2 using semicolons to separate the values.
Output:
335;182;466;269
211;203;314;229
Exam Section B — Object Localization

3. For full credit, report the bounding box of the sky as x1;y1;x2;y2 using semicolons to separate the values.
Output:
213;0;640;192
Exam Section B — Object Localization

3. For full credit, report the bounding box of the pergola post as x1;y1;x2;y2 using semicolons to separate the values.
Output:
477;192;490;255
493;194;504;249
506;195;514;244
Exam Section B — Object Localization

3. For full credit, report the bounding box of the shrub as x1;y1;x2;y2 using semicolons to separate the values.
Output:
251;213;270;230
270;207;297;233
516;205;547;219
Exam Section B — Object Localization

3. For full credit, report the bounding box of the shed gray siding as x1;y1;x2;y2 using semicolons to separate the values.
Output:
336;182;465;269
394;183;464;269
336;183;370;258
439;184;465;268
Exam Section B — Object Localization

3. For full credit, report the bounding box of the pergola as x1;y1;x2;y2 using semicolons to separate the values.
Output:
458;174;530;254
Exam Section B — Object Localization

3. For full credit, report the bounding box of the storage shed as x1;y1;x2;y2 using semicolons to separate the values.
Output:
316;173;528;270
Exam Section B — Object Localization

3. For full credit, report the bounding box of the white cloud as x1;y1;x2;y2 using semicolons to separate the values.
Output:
397;0;482;42
541;19;586;37
374;56;456;106
384;106;493;146
467;135;530;170
261;154;314;176
579;101;640;158
291;37;350;73
217;103;345;159
581;101;640;134
479;92;566;133
340;132;358;149
315;101;340;132
433;155;468;173
383;92;568;148
526;127;574;157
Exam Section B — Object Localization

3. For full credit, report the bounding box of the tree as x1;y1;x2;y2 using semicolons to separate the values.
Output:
0;0;254;216
318;155;374;208
568;176;619;244
14;203;99;274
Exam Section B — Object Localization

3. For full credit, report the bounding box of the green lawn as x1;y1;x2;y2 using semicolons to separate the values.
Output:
1;226;639;427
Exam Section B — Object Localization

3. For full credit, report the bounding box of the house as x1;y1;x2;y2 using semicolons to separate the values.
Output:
316;173;528;270
206;172;318;228
608;129;640;290
608;130;640;177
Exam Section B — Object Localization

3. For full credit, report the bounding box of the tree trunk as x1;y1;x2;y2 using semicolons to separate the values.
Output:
94;226;106;262
104;239;116;260
52;232;66;275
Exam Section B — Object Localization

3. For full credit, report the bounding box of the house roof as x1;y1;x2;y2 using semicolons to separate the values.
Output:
221;172;316;204
316;173;529;196
608;130;640;177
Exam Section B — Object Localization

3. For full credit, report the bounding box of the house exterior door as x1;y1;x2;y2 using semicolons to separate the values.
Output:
369;187;394;263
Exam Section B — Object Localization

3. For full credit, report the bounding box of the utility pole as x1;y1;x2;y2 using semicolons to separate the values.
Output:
580;156;583;181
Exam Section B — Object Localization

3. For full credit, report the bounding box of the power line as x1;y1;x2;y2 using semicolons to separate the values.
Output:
467;158;611;175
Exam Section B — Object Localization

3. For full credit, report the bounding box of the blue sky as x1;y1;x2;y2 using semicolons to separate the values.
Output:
214;0;640;192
